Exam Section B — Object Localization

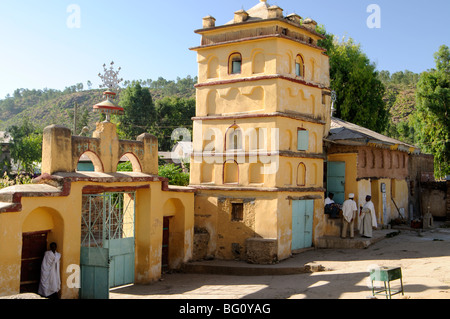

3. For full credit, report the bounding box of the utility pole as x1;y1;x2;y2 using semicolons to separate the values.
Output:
73;102;78;135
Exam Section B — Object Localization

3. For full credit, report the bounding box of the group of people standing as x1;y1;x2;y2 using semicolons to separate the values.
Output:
324;193;378;239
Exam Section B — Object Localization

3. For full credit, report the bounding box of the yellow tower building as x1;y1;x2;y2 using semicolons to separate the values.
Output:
190;0;332;263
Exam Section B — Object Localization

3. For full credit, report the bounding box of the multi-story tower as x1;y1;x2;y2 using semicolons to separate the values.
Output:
190;0;331;263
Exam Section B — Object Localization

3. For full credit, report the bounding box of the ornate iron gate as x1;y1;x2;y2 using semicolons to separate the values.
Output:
80;192;135;299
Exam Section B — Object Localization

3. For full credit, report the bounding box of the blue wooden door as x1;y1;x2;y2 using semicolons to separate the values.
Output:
327;162;346;205
107;238;135;288
80;247;110;299
292;200;314;250
80;193;135;299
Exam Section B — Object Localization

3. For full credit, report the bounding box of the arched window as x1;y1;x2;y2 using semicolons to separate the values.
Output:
297;162;306;186
225;124;243;151
295;54;305;77
229;53;242;74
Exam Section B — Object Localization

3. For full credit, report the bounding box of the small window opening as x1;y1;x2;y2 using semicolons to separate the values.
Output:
229;53;242;74
295;55;304;77
231;203;244;221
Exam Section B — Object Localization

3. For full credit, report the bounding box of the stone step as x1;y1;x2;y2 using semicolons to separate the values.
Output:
317;229;397;249
181;259;322;276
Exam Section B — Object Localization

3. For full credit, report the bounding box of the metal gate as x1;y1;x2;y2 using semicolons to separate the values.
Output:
80;192;135;299
292;200;314;250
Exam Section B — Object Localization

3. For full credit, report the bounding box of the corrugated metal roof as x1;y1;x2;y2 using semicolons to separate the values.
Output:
329;117;418;152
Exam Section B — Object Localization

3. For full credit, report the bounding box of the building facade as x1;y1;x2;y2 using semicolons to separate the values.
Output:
324;117;424;236
0;108;194;299
189;0;332;263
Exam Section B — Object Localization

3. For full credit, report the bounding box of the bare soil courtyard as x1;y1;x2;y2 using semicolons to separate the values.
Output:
111;224;450;300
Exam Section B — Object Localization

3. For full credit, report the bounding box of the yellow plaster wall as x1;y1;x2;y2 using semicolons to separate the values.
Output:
195;28;329;87
276;117;324;152
194;189;325;262
191;116;324;189
191;14;330;263
194;190;278;260
0;189;82;299
390;179;409;220
0;180;194;298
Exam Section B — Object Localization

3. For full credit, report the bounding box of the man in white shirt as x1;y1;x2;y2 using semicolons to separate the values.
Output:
341;193;358;239
324;193;335;206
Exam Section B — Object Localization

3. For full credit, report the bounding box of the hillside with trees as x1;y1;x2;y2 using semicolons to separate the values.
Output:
379;69;420;146
0;76;197;133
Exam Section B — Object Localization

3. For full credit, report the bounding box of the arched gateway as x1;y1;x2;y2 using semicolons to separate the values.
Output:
0;83;194;299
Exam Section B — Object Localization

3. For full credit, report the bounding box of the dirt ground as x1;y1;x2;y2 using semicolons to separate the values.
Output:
2;224;449;301
110;224;450;300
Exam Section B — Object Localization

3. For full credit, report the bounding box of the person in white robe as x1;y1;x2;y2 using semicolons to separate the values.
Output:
358;196;378;238
341;193;357;239
38;242;61;298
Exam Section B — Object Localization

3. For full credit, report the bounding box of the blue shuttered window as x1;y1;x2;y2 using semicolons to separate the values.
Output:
297;130;309;151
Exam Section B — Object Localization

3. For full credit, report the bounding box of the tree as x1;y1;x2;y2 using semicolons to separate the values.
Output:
413;45;450;179
319;35;388;133
158;163;189;186
116;81;156;140
153;96;195;151
6;118;42;174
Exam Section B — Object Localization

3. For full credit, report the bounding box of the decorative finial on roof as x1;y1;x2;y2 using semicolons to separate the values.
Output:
98;61;123;91
94;61;124;122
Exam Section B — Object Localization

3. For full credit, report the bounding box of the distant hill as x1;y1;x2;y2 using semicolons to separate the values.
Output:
378;70;420;145
0;76;197;132
0;73;419;146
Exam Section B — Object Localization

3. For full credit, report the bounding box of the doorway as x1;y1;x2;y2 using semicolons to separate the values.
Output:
292;200;314;251
162;217;171;274
20;231;48;293
327;162;346;204
80;192;136;299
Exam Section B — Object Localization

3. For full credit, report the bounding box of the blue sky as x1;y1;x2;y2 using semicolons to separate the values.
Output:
0;0;449;99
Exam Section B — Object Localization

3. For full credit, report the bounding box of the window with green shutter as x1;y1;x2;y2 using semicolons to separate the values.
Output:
297;129;309;151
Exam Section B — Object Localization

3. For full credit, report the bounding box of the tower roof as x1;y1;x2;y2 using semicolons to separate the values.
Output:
225;0;276;25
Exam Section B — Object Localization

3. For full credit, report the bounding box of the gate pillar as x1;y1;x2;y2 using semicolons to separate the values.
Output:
42;125;73;175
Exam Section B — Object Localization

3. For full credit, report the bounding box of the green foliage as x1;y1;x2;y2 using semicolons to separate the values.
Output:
158;163;190;186
413;45;450;179
320;35;388;133
153;96;195;151
123;75;197;99
0;172;33;189
116;161;133;172
378;70;420;87
0;76;196;133
117;81;156;140
6;118;43;174
381;76;418;145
